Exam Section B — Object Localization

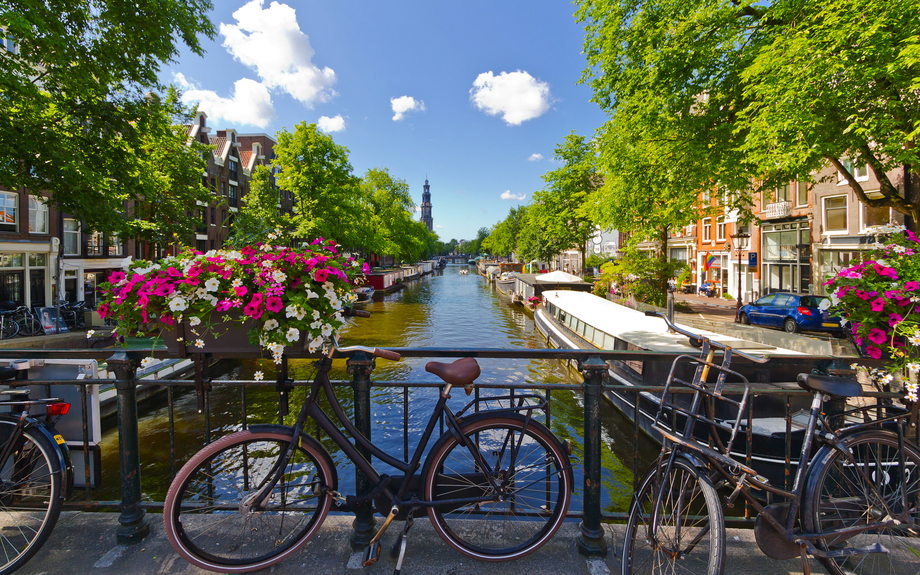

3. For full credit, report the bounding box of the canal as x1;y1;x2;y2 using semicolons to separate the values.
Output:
94;265;657;514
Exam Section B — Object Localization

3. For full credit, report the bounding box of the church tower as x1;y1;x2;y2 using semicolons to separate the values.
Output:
420;177;433;232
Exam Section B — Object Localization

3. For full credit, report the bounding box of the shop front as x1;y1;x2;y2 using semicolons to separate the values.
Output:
760;219;811;294
0;240;55;308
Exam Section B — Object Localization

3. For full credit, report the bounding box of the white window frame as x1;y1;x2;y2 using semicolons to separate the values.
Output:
702;217;712;242
28;195;49;234
838;159;870;184
716;217;726;241
108;235;124;257
88;231;104;256
63;219;81;255
0;191;18;232
823;195;849;235
796;182;809;207
859;192;892;232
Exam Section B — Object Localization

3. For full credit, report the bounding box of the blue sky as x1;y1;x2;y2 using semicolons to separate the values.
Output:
167;0;607;243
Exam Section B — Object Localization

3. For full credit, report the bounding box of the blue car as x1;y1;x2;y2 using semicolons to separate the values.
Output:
739;293;844;334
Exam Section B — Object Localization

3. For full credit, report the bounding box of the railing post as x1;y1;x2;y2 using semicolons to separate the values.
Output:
347;351;377;549
108;350;150;544
577;355;608;557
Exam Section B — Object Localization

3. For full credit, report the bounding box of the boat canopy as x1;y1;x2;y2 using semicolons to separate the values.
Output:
536;271;584;283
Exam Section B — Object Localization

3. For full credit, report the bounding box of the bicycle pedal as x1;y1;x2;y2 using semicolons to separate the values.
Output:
362;541;381;567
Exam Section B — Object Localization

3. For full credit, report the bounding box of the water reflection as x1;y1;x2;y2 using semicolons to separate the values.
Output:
96;265;655;514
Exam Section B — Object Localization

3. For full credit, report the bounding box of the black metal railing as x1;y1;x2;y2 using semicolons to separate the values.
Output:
0;347;901;557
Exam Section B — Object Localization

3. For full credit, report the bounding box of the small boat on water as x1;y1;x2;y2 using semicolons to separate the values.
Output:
534;289;843;488
495;272;515;296
459;269;469;275
354;286;375;301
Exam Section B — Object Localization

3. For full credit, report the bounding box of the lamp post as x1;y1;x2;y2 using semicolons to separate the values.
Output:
731;232;750;322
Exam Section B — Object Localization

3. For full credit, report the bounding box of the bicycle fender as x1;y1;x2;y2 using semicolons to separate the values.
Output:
248;424;338;491
26;420;74;499
421;412;575;492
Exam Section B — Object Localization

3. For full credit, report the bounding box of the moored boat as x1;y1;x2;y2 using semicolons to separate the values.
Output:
354;286;375;301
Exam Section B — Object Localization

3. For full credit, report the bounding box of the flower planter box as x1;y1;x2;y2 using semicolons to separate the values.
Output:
162;319;305;358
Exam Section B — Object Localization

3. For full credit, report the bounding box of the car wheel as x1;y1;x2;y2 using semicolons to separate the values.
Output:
783;318;798;333
740;313;750;325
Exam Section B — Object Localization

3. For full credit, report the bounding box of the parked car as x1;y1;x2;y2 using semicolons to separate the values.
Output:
738;293;844;334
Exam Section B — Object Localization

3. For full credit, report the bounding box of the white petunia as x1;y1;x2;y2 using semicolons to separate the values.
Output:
272;270;287;283
286;327;300;343
263;319;279;331
269;342;285;354
308;336;325;353
189;316;201;327
285;304;299;318
312;309;321;320
311;320;322;330
321;323;333;337
818;298;831;311
204;278;220;292
306;290;318;300
169;297;188;312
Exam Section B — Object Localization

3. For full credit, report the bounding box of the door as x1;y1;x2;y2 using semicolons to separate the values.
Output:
0;271;23;306
29;270;45;308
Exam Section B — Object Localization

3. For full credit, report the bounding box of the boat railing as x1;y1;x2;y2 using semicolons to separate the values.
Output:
0;346;898;555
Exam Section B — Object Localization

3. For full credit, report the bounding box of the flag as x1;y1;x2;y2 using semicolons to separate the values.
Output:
704;252;716;271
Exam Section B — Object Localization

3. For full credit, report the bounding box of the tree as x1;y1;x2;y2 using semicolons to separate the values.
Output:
0;0;216;234
357;167;424;261
576;0;920;228
273;122;363;246
226;165;286;247
530;132;599;272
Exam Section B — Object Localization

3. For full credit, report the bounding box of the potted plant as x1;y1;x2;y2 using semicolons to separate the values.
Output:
823;224;920;402
98;236;366;364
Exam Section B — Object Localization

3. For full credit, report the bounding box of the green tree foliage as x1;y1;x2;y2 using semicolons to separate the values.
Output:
0;0;216;234
466;227;491;256
273;122;363;246
126;89;212;247
576;0;920;227
481;206;525;258
226;165;286;247
599;245;687;308
530;132;599;272
358;168;417;259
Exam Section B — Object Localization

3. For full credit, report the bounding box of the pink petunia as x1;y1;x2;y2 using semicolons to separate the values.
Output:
905;281;920;291
167;267;182;278
868;328;887;345
855;290;869;301
889;313;904;328
362;262;371;274
97;303;110;319
852;335;863;346
870;298;886;312
107;271;126;284
266;296;283;313
234;286;248;297
315;269;330;283
866;345;883;360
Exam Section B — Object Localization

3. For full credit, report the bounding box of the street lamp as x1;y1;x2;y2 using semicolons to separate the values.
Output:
731;232;750;322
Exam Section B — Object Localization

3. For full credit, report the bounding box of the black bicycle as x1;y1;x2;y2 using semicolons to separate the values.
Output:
0;365;74;574
163;332;574;573
623;312;919;575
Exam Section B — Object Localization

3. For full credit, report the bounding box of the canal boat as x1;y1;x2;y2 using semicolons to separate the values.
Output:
495;272;516;297
534;289;824;487
458;269;469;275
354;286;375;301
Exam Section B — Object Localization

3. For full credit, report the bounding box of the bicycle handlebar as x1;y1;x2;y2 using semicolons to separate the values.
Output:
330;311;401;361
644;311;769;364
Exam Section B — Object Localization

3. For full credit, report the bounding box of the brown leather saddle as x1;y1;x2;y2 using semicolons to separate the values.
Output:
425;357;481;394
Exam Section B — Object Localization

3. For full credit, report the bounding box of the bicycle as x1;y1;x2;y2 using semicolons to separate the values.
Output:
623;311;920;575
0;364;75;574
7;306;43;337
163;320;574;573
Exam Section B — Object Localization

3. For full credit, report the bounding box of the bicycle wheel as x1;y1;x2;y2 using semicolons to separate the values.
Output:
803;429;920;575
163;429;334;573
622;453;725;575
16;317;41;337
0;420;64;575
423;415;572;561
0;320;17;340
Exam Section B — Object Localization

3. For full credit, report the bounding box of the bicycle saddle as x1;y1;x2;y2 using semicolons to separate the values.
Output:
425;357;481;386
796;373;862;398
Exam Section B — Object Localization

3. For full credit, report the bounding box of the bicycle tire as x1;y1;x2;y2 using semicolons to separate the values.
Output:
0;419;64;575
0;320;17;340
16;317;42;337
622;453;725;575
803;429;920;575
423;414;572;561
163;429;334;573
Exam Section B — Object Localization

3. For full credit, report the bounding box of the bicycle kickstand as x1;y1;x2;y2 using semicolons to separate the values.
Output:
390;512;414;575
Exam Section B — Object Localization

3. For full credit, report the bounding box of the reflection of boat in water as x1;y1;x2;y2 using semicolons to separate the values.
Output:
354;286;375;301
458;269;469;275
534;290;828;488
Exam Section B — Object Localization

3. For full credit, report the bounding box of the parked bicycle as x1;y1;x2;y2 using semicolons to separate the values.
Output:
163;310;574;573
623;311;919;575
0;364;74;574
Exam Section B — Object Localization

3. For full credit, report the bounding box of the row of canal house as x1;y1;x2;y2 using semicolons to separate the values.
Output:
636;159;912;303
0;111;291;310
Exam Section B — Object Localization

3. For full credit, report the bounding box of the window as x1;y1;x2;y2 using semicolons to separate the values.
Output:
701;189;711;204
840;159;869;182
228;160;239;182
777;183;792;203
716;217;726;241
108;235;123;256
210;207;215;225
0;192;17;232
702;218;712;242
824;196;848;232
28;196;48;233
229;185;237;207
88;231;103;256
864;204;891;229
63;219;80;255
221;182;226;196
796;182;808;207
669;247;688;262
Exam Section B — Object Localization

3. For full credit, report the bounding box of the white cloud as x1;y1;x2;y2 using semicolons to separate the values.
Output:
220;0;336;107
528;153;543;162
501;190;526;201
436;224;443;229
317;115;345;133
391;96;426;121
175;73;276;128
414;205;421;212
470;70;552;125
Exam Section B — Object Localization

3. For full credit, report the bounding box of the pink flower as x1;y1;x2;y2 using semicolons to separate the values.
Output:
889;313;904;328
852;335;863;346
234;285;248;297
362;262;370;274
243;302;263;320
153;283;175;297
266;296;283;313
216;300;233;312
866;345;883;360
868;328;887;345
97;303;110;319
250;293;264;306
315;269;330;283
160;313;175;326
855;290;869;301
905;281;920;291
107;271;126;284
167;267;182;278
870;298;886;312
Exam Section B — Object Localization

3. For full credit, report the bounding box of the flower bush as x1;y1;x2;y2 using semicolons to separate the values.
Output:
98;237;366;365
824;224;920;401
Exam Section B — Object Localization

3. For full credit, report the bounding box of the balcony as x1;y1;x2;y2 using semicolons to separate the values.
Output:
764;201;791;219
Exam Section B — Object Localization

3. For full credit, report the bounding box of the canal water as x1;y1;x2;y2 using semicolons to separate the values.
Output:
94;265;657;514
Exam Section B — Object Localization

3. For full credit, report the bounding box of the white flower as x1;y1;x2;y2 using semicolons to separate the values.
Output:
254;371;264;381
311;320;323;330
269;342;285;355
261;259;273;268
194;339;205;348
850;363;859;370
267;232;277;240
323;281;334;292
169;297;188;312
272;270;287;283
260;243;273;252
818;298;831;311
308;336;324;353
286;327;300;343
121;256;134;270
285;304;299;318
225;250;243;261
232;278;243;288
86;330;95;338
909;334;920;346
195;287;208;298
907;362;919;371
305;290;318;300
881;373;894;384
312;310;321;320
830;291;840;306
321;323;334;337
263;319;279;331
189;316;201;327
140;357;157;369
204;278;220;292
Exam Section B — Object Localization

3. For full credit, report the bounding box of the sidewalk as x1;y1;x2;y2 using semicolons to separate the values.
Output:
20;512;822;574
674;292;741;323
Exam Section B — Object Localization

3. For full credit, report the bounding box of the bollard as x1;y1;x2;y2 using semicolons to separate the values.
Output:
108;350;150;544
577;355;608;557
347;351;377;549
